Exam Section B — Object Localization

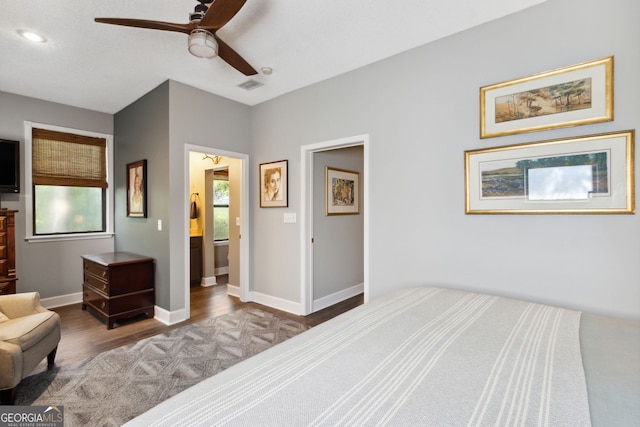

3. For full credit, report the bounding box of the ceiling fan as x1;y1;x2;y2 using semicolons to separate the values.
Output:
95;0;258;75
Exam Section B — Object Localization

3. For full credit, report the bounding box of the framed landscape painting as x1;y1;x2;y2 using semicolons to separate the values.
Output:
326;167;360;215
465;130;635;214
480;57;614;138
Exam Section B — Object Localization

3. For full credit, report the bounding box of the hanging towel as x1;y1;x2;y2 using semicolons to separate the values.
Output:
190;200;198;219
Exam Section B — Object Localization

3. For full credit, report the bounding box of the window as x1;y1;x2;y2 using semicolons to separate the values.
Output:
213;177;229;241
25;123;113;241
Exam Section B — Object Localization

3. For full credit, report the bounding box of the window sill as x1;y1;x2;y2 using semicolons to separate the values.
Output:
26;232;115;243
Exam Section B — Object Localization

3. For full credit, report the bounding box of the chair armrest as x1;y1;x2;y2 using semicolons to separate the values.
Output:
0;341;22;389
0;292;42;319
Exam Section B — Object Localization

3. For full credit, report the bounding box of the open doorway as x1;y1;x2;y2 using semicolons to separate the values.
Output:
300;134;370;315
184;144;250;318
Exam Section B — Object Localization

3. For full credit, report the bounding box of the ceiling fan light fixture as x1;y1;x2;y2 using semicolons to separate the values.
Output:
17;29;47;43
188;29;218;58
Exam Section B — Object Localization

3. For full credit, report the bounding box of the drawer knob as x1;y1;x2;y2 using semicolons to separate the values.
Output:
102;271;107;278
102;284;106;291
101;301;106;309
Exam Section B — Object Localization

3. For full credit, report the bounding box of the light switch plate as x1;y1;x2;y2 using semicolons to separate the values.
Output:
283;213;296;223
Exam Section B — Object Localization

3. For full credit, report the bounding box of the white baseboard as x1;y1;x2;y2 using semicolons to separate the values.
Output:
227;284;363;316
40;292;83;309
38;283;363;324
154;305;187;326
312;283;364;313
226;284;240;298
39;292;183;327
200;276;217;287
214;266;229;276
250;291;302;315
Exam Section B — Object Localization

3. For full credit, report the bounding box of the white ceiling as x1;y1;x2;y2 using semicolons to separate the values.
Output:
1;0;546;114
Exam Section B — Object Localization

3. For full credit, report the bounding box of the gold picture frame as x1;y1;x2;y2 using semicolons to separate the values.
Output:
325;167;360;216
480;56;614;138
465;130;635;214
260;160;288;208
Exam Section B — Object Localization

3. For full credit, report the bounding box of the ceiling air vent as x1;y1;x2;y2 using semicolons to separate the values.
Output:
237;79;263;91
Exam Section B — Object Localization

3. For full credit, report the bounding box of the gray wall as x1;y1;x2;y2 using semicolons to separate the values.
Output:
168;81;251;309
114;82;171;307
313;147;364;300
0;91;114;299
114;80;250;311
250;0;640;319
2;0;638;321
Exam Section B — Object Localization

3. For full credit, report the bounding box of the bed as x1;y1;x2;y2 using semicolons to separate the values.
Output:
125;286;640;426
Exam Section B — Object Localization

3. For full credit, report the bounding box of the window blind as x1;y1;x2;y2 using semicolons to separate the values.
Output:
32;128;107;188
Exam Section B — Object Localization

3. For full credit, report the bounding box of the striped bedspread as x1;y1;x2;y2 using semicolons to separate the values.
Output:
127;287;591;426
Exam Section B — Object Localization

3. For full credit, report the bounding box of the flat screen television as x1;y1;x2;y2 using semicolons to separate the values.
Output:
0;139;20;193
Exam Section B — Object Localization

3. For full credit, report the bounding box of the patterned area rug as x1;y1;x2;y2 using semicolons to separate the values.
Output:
16;308;309;426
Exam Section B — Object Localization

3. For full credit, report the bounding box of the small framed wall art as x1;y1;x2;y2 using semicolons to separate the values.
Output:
325;167;360;216
480;56;614;138
465;130;635;214
127;159;147;217
260;160;288;208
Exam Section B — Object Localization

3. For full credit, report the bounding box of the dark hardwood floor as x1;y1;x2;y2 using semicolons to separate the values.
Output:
45;280;363;369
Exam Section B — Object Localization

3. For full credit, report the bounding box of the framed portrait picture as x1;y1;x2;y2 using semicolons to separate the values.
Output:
260;160;288;208
480;56;614;138
326;167;360;216
465;130;635;214
127;159;147;217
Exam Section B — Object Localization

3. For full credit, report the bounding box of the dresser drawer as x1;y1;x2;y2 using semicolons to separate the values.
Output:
83;285;109;314
0;259;6;277
84;260;109;281
0;216;5;232
0;280;16;295
83;284;154;315
84;272;110;294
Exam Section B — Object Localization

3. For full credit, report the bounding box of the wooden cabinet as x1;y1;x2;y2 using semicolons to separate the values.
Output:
82;252;155;329
0;210;17;295
190;235;203;287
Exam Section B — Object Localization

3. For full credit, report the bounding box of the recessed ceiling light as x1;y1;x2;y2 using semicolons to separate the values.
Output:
17;30;47;43
261;67;273;75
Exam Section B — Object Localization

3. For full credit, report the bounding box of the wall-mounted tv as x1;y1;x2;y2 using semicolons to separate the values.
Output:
0;139;20;193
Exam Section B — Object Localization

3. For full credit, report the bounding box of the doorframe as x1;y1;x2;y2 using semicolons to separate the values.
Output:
184;144;250;318
300;134;370;315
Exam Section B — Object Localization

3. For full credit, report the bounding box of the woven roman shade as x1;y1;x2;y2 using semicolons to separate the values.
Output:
32;128;108;188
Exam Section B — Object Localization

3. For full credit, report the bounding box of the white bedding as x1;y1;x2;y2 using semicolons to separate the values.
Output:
127;287;593;426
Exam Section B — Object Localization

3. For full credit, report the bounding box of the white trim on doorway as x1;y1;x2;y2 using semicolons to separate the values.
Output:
183;144;250;319
299;134;370;315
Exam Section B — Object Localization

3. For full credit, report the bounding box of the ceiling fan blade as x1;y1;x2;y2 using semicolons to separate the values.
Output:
199;0;248;30
95;18;194;35
215;36;257;76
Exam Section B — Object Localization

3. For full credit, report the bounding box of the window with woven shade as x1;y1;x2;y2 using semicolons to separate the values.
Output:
31;128;108;235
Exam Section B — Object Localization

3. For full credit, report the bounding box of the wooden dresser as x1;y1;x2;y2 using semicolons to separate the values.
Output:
82;252;155;329
0;210;17;295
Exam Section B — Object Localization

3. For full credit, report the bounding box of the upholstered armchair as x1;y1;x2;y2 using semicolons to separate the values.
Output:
0;292;61;404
